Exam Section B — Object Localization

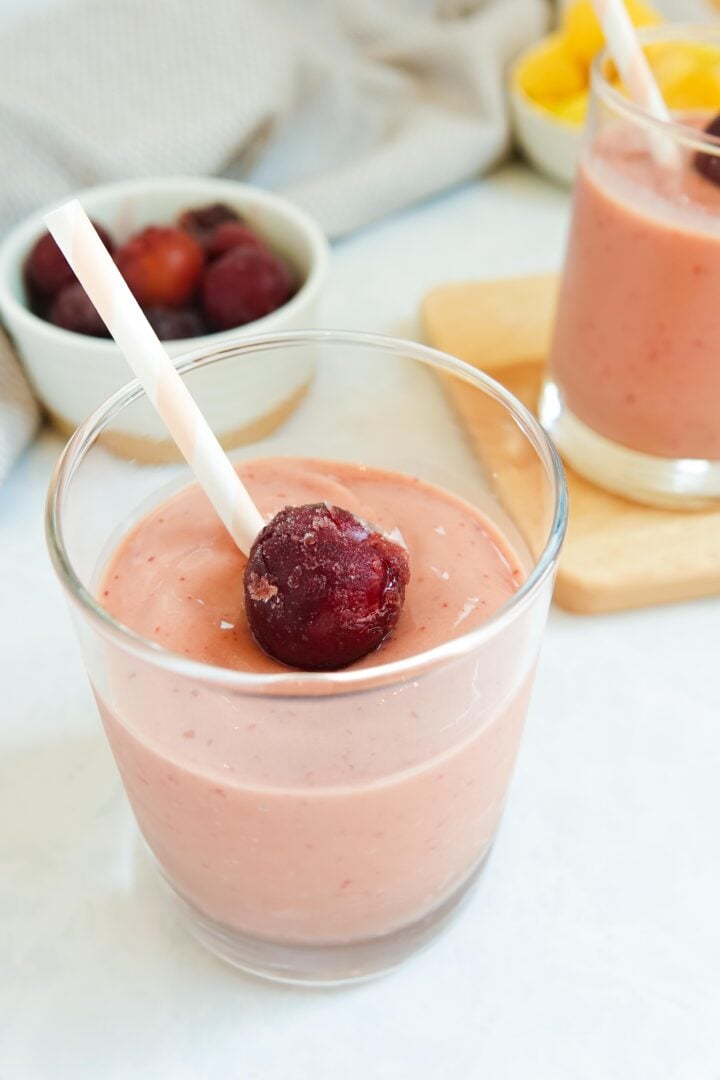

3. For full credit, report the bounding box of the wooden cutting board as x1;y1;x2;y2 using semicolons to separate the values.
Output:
422;274;720;614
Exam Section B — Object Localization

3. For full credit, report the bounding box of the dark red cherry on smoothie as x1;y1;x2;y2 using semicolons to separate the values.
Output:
243;504;410;671
695;114;720;186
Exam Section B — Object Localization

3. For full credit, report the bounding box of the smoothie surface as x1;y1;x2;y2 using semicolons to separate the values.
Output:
590;113;720;226
99;458;523;672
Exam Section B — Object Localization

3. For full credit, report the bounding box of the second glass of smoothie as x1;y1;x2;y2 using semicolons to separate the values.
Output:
47;331;566;983
541;26;720;507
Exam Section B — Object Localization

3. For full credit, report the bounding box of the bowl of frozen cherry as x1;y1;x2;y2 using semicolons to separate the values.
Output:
0;177;328;456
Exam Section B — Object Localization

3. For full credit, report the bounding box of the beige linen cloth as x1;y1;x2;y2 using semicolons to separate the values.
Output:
0;0;548;482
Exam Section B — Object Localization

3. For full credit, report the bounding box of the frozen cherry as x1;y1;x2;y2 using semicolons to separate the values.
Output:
178;203;240;249
145;305;207;340
244;504;410;671
49;282;109;337
26;289;51;320
25;234;74;297
205;222;265;260
115;226;204;308
695;114;720;186
25;223;113;298
202;246;294;330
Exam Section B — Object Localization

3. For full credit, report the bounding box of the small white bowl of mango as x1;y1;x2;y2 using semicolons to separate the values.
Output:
510;0;720;184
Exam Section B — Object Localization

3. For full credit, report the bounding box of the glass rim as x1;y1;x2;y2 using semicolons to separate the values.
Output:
592;23;720;156
46;328;568;695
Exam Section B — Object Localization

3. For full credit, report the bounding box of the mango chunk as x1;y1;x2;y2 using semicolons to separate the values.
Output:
646;41;720;110
542;91;589;125
518;34;587;101
609;41;720;110
563;0;661;66
663;67;720;110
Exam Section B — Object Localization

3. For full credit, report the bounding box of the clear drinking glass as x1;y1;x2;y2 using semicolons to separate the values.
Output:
47;330;566;984
540;25;720;508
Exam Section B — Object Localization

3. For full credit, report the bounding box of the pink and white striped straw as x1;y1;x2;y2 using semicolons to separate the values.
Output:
591;0;678;166
45;199;265;556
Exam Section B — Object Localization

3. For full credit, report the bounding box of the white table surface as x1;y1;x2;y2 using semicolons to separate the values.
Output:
1;164;720;1080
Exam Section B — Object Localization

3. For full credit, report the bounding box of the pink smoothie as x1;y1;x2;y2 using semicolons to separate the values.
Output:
97;458;531;945
550;117;720;460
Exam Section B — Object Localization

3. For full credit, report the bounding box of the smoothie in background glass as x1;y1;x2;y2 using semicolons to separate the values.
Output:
46;331;566;984
541;26;720;507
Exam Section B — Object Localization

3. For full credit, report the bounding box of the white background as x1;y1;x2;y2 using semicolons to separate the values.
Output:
1;2;719;1078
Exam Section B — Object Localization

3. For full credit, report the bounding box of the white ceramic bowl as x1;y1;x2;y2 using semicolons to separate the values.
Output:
0;177;329;457
509;44;584;186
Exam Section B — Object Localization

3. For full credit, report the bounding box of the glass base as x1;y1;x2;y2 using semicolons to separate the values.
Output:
539;380;720;510
157;850;492;986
